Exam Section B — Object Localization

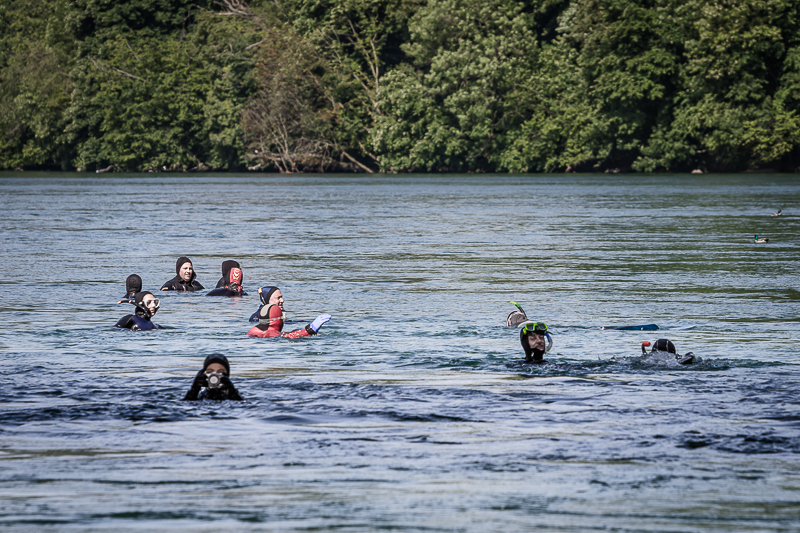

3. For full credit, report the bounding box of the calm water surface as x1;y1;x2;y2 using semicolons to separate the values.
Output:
1;173;799;532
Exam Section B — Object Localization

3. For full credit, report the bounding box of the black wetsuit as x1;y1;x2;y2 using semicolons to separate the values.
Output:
207;260;246;296
520;328;547;364
161;257;204;292
184;374;243;401
161;276;204;292
123;274;142;299
645;339;697;364
215;260;240;288
115;291;162;330
197;387;243;401
114;313;162;331
206;287;246;296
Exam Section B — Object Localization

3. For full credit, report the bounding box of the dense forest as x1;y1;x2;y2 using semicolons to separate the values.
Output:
2;0;799;173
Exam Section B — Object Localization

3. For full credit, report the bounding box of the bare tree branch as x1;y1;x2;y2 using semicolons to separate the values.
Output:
110;66;144;81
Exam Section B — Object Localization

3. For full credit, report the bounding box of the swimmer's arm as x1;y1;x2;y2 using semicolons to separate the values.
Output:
280;315;331;338
221;377;243;401
183;370;207;401
183;387;200;401
281;327;313;339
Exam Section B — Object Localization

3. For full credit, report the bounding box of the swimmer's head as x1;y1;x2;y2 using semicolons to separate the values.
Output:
202;353;230;375
520;322;549;363
258;303;285;330
651;339;676;354
125;274;142;298
176;257;194;282
221;260;243;292
221;260;240;277
506;310;527;327
258;286;279;306
133;291;159;319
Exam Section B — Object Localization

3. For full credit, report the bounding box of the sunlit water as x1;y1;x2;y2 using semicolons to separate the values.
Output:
1;173;799;532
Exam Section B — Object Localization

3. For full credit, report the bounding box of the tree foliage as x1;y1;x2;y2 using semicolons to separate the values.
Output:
372;0;542;171
0;0;75;169
242;25;346;172
2;0;800;172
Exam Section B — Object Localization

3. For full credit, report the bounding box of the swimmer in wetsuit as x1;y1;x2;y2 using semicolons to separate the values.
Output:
122;274;142;300
115;291;163;330
641;338;698;364
184;353;243;401
215;260;240;288
246;287;331;338
519;321;553;364
506;301;529;327
206;261;246;296
161;256;204;292
249;286;279;322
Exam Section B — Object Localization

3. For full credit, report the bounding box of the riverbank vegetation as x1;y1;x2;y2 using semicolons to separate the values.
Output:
2;0;799;173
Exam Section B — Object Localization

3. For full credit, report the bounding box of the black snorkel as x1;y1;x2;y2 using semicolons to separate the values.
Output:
132;291;158;319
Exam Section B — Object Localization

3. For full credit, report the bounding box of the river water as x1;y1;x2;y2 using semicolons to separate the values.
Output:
0;173;798;531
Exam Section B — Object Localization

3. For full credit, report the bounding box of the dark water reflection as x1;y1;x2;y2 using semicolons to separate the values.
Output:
1;173;799;531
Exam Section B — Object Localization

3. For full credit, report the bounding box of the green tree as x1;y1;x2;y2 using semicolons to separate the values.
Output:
372;0;543;171
64;0;267;171
0;0;75;170
637;0;800;171
242;25;348;172
277;0;425;169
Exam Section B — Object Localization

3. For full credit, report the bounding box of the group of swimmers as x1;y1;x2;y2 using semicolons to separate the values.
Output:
114;256;332;401
508;303;696;365
114;256;696;402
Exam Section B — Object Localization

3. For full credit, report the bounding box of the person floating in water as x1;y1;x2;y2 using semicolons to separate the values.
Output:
122;274;142;300
641;338;698;365
249;286;280;322
506;301;529;327
115;291;163;330
184;354;243;401
247;287;331;338
519;321;553;364
206;261;246;296
161;256;204;292
215;260;240;288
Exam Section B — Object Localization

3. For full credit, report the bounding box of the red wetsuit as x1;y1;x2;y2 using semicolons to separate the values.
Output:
247;304;314;338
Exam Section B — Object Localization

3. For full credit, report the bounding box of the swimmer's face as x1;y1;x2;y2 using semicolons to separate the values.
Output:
527;333;545;352
205;363;227;375
179;262;193;282
269;290;284;309
142;294;159;316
